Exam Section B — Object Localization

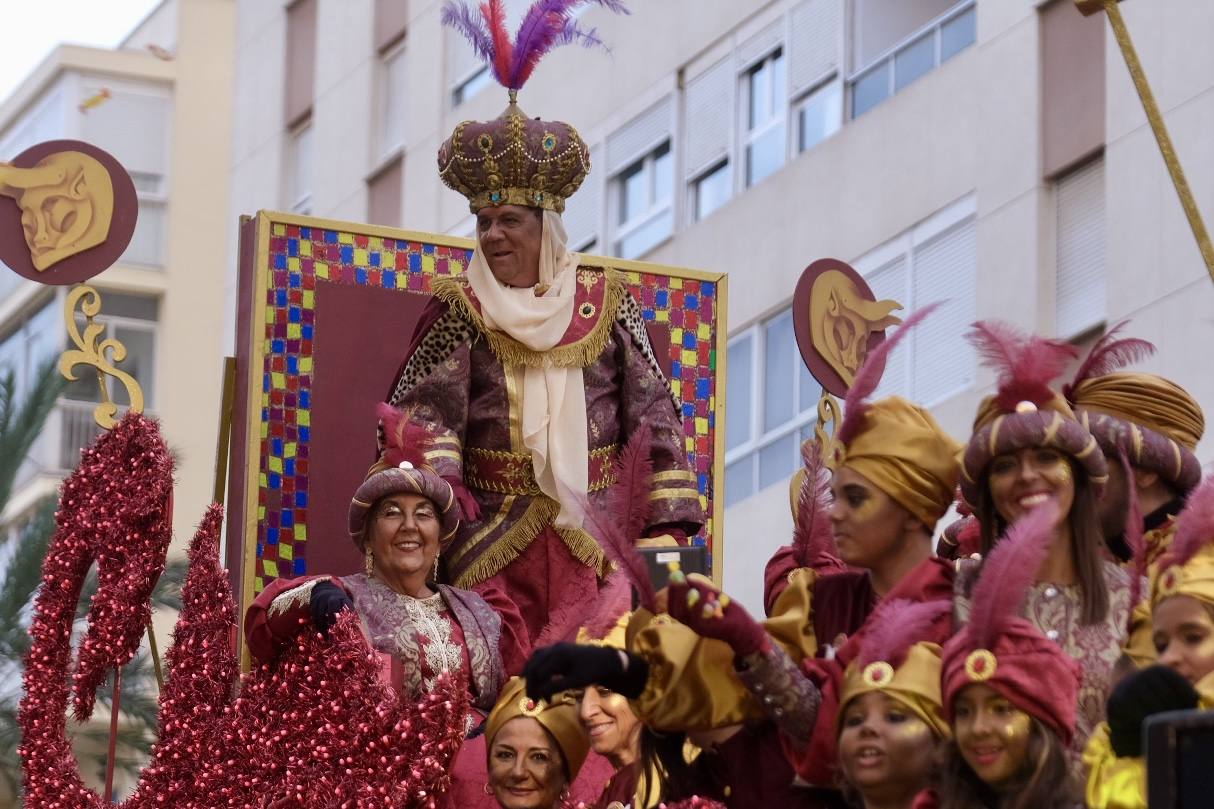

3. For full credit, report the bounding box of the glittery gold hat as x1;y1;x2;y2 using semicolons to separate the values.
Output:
1151;476;1214;609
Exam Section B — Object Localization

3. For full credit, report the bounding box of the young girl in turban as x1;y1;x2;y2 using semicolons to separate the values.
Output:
926;503;1082;809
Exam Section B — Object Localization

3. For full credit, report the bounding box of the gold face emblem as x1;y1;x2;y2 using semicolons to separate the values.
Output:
0;150;114;270
808;269;901;387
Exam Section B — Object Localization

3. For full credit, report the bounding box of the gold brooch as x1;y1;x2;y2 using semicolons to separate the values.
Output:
964;649;997;682
861;661;894;687
519;696;544;717
1158;566;1183;597
579;302;596;319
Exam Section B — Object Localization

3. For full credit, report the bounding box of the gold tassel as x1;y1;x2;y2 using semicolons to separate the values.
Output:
431;268;627;369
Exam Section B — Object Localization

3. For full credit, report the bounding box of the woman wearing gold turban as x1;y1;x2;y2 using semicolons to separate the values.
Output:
484;677;590;809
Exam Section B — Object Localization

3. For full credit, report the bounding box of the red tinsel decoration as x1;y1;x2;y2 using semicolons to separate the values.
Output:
20;414;470;807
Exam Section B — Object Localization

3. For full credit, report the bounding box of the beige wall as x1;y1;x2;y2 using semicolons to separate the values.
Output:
225;0;1214;615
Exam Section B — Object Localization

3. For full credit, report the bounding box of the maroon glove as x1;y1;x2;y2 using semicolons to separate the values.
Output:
667;571;770;658
443;475;481;522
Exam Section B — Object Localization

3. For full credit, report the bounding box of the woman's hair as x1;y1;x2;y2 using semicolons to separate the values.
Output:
976;459;1109;625
635;728;724;807
934;716;1076;809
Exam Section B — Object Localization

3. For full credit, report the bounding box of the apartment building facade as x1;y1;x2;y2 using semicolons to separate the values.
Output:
227;0;1214;612
0;0;236;576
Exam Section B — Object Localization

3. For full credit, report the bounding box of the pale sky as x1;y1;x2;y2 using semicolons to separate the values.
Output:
0;0;164;104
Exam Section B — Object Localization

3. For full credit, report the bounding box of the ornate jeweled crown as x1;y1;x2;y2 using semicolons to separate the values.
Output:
438;0;628;213
438;93;590;214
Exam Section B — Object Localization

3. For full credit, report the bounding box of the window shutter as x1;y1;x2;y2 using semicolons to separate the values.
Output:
563;144;602;250
606;96;673;176
684;59;733;180
736;20;783;71
284;0;317;126
865;256;909;400
1056;158;1106;337
788;0;841;95
911;217;977;404
81;89;169;178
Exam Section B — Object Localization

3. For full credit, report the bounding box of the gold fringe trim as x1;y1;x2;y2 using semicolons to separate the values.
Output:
452;496;608;587
432;268;627;369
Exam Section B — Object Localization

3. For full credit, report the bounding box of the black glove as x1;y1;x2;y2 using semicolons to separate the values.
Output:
524;642;650;702
309;581;355;636
1107;664;1199;757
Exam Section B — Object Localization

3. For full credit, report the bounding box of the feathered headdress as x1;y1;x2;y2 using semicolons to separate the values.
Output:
1062;320;1155;402
1168;475;1214;571
375;402;435;471
791;439;841;570
834;302;940;450
856;598;952;671
966;501;1058;650
442;0;629;91
968;320;1078;413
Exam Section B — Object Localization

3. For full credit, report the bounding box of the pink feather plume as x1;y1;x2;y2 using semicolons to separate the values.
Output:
791;439;840;570
1064;320;1156;401
375;403;433;470
579;422;658;612
967;501;1058;650
967;320;1078;412
1170;475;1214;569
835;302;938;448
483;0;515;86
857;598;952;669
1119;450;1147;614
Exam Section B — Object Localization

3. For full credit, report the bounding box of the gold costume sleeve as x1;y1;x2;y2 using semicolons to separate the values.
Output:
625;573;819;733
1122;596;1155;668
1083;722;1147;809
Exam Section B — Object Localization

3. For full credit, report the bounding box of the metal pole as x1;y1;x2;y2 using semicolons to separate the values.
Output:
1100;0;1214;283
103;666;122;802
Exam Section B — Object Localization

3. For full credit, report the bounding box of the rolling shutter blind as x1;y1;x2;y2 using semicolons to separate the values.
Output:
1056;158;1106;337
788;0;841;94
911;217;977;404
606;96;673;176
684;59;733;180
866;256;909;400
563;144;602;250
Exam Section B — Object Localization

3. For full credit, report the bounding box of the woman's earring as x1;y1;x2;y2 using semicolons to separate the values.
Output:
365;548;374;576
482;783;493;795
431;551;441;582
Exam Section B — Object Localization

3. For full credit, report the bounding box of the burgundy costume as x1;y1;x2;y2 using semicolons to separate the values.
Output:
385;271;704;643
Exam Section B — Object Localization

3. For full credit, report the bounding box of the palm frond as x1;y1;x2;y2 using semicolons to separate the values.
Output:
0;358;66;510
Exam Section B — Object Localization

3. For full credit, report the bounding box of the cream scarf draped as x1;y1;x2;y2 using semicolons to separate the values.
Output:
465;211;588;529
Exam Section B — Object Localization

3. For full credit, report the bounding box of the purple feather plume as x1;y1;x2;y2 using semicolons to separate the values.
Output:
1119;450;1147;615
835;302;938;448
791;439;840;570
1064;320;1156;401
968;501;1058;650
1171;476;1214;569
508;0;572;88
440;1;496;62
857;599;952;669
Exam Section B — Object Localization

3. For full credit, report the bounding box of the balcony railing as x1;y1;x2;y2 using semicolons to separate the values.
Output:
849;1;977;119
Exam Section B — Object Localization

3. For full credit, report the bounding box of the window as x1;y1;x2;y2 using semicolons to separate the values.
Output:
376;42;408;162
286;122;314;215
367;157;403;227
614;143;673;260
724;307;822;507
63;292;158;409
452;65;492;107
563;144;603;253
743;50;786;187
1055;157;1105;338
795;79;842;153
855;198;978;406
122;172;168;267
849;1;975;118
693;161;732;222
0;294;59;404
285;0;317;126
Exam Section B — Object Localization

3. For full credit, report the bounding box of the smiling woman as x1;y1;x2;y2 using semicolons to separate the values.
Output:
243;406;531;808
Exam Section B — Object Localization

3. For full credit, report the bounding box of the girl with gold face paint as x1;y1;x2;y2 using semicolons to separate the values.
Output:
838;692;937;809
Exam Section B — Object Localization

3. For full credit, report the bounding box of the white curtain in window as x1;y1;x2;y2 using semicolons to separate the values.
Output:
788;0;841;95
684;58;733;180
912;218;976;404
1056;158;1106;337
563;144;602;251
606;96;673;176
80;88;169;178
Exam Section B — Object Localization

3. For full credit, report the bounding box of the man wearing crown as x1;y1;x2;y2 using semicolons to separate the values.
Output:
382;62;703;643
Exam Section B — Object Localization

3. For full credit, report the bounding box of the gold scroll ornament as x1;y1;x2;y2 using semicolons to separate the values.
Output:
0;150;114;271
60;286;144;429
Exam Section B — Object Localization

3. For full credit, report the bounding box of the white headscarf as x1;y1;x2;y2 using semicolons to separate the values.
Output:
464;210;588;529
